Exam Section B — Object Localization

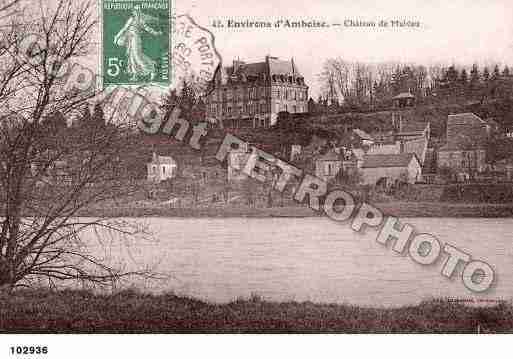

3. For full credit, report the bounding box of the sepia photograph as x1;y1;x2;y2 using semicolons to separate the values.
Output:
0;0;513;356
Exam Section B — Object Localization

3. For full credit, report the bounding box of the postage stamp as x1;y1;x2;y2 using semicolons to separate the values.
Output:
101;0;171;87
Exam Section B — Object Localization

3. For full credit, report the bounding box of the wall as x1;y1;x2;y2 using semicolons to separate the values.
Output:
368;142;400;155
361;160;421;185
438;149;487;173
147;163;176;183
315;160;342;183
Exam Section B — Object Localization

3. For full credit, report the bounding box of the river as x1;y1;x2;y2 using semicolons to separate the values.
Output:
85;217;513;307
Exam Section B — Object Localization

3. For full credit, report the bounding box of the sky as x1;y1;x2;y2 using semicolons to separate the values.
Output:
43;0;513;97
180;0;513;96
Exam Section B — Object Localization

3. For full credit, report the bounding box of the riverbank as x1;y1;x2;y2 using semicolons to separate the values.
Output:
78;201;513;218
0;289;511;333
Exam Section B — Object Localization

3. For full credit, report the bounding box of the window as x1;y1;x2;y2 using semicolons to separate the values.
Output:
162;167;166;174
325;163;332;176
153;166;157;174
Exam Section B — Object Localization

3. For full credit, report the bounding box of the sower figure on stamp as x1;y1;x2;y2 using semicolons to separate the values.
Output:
114;5;162;81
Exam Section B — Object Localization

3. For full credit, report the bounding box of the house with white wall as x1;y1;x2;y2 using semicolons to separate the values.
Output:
361;153;422;186
315;149;342;183
147;152;177;183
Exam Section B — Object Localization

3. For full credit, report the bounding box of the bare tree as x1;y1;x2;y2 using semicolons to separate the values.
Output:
0;1;156;292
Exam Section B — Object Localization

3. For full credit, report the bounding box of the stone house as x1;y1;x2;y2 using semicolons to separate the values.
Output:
367;134;428;166
147;152;177;183
437;113;492;177
361;153;422;186
227;142;252;182
314;149;342;183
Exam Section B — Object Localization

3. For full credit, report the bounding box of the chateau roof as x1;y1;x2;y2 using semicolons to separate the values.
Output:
268;57;302;76
362;153;417;168
225;57;304;79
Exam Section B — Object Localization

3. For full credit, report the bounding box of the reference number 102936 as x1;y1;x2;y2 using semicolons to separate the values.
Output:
9;346;48;355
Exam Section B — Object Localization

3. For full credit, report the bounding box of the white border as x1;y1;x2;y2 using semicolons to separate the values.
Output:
0;335;508;359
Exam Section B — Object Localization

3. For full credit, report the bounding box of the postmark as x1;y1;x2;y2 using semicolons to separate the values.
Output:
101;0;171;87
171;14;222;97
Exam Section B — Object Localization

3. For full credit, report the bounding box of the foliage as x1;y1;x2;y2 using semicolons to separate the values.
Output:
0;0;155;291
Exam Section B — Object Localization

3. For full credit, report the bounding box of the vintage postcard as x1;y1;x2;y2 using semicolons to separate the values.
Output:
0;0;512;356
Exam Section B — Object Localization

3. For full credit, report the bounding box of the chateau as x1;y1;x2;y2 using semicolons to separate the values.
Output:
205;56;309;129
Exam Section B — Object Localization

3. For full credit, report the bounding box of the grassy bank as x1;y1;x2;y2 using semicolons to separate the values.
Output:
0;289;512;333
77;201;513;218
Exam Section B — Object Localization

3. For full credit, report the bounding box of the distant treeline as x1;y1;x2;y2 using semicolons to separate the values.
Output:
317;59;513;111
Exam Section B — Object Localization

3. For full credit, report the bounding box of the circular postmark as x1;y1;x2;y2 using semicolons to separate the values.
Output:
171;14;221;97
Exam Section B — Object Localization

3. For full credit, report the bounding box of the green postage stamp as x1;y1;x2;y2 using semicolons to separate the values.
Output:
101;0;170;87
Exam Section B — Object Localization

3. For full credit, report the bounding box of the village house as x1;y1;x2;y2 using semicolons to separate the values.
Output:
227;142;252;182
181;156;226;184
147;152;177;183
352;128;375;147
395;121;430;143
360;153;422;186
437;113;493;178
367;119;429;167
314;149;342;183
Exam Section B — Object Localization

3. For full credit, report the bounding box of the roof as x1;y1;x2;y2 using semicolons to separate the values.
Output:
353;128;374;141
399;121;429;134
225;57;303;79
268;57;302;77
392;92;415;100
438;143;486;151
362;153;417;169
403;136;428;164
316;149;340;161
484;117;499;127
447;113;486;126
150;153;176;166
